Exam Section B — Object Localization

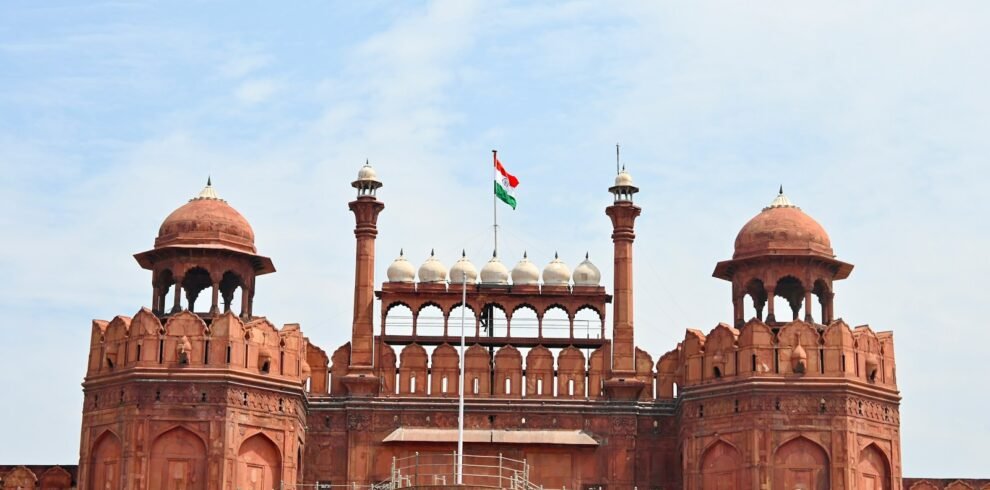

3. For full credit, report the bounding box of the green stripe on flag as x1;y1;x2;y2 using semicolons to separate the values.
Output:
494;181;517;209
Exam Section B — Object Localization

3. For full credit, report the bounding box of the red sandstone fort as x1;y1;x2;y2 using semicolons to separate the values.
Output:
2;164;986;490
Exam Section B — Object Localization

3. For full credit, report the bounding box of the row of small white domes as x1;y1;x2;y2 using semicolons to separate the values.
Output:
387;250;602;286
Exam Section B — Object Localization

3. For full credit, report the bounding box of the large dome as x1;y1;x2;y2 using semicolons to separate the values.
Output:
733;190;833;260
155;181;256;254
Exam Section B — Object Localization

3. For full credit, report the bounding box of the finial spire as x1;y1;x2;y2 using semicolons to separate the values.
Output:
616;143;620;175
765;186;797;209
430;248;435;257
194;177;220;201
400;248;404;256
585;251;589;260
461;249;466;257
523;250;528;259
492;249;497;258
554;251;559;259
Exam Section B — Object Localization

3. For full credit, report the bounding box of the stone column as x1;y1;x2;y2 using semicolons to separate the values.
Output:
732;292;744;327
342;194;384;396
210;282;220;315
765;286;776;323
604;200;644;400
171;278;184;313
239;286;249;318
804;290;813;323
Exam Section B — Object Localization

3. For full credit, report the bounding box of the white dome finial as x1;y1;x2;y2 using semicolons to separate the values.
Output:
573;252;601;286
542;253;571;286
418;249;448;283
480;251;509;284
192;176;222;201
765;186;797;210
352;160;383;197
511;251;540;285
449;250;478;284
387;249;415;283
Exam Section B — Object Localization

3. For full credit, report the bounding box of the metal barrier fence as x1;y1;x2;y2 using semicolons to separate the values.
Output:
388;451;542;489
267;451;548;489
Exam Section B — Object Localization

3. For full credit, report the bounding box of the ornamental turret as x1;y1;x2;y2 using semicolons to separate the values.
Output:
713;188;853;328
604;166;643;400
134;178;275;320
342;161;385;396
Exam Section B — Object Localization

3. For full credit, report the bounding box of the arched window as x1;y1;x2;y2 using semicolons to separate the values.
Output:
481;303;508;338
575;306;603;340
542;305;570;339
510;305;538;338
182;267;212;313
774;276;805;322
417;304;444;336
744;278;767;321
220;271;244;314
384;304;413;336
448;304;475;337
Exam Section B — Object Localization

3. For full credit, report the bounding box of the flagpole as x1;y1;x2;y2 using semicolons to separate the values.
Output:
457;271;467;485
492;149;498;256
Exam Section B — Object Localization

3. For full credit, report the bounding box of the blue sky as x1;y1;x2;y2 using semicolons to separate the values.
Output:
1;1;988;477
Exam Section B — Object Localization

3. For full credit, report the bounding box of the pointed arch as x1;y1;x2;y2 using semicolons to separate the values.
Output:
149;426;207;490
772;435;829;490
857;443;891;490
509;304;538;338
398;344;428;395
700;439;744;490
88;429;122;490
557;346;586;398
38;466;73;489
237;433;282;490
494;345;522;397
430;343;460;396
464;344;491;397
3;466;37;489
525;345;554;397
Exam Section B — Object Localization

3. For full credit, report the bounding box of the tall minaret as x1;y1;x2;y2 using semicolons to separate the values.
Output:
342;161;384;396
603;166;645;400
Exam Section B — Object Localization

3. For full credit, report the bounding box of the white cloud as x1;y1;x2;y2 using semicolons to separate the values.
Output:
234;78;280;104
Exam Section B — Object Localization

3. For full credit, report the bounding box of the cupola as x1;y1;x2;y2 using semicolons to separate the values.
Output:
542;252;571;286
352;159;383;197
733;187;833;260
449;250;478;284
608;166;639;202
572;252;601;286
417;250;448;283
155;178;257;254
511;252;541;285
134;178;275;319
479;251;510;285
386;249;416;283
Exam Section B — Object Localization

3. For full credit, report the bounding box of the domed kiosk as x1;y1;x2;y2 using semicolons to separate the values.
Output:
713;188;853;326
134;179;275;318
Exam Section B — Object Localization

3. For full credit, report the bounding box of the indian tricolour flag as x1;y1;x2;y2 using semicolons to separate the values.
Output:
494;155;519;209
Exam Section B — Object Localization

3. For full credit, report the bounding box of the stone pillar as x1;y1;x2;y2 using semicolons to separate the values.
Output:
210;282;220;315
342;194;384;396
152;286;160;314
765;286;776;323
171;278;184;313
604;200;644;400
804;290;813;323
733;293;744;327
825;292;835;324
239;286;249;318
